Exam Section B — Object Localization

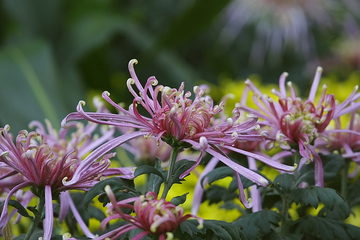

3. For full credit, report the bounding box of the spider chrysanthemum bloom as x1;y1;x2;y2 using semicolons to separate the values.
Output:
97;187;203;240
240;67;360;186
317;111;360;177
0;125;115;239
0;107;135;239
62;59;296;207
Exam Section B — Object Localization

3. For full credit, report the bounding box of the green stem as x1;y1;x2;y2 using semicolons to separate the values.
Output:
341;159;350;199
280;150;301;235
24;195;45;240
161;147;180;199
293;151;301;182
280;197;290;235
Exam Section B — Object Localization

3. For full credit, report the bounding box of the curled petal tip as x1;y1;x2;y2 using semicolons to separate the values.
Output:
127;78;135;85
129;59;138;66
103;91;111;97
283;72;289;77
0;151;9;157
104;184;112;193
260;177;269;186
292;163;298;171
79;100;86;106
62;233;72;240
62;177;69;185
199;136;208;150
317;66;323;73
248;198;253;207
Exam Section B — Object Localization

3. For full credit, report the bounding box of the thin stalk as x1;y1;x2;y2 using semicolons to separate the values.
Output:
280;150;301;235
341;159;350;199
161;147;180;199
24;195;45;240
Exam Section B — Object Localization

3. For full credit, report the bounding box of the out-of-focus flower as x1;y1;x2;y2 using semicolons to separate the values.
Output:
219;0;357;67
118;125;172;165
62;59;296;207
332;35;360;70
97;187;203;240
0;164;23;194
240;67;360;186
318;111;360;177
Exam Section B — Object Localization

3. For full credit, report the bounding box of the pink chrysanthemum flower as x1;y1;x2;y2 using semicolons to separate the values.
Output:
0;109;134;239
97;187;203;240
0;125;113;239
240;67;360;186
62;59;296;206
317;111;360;177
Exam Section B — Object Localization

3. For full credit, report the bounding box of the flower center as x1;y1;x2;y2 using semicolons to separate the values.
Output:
280;98;320;144
154;86;215;142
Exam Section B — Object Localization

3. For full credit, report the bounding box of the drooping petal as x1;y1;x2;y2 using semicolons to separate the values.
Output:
191;157;219;215
43;185;54;240
63;131;146;186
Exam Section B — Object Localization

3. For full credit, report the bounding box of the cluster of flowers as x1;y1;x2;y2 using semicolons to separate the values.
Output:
0;59;359;239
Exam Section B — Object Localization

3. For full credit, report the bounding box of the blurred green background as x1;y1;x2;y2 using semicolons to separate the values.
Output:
0;0;359;133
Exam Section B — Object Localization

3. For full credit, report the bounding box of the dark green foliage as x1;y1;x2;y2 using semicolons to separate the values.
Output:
273;173;295;193
134;164;165;181
234;210;280;240
290;187;350;218
171;192;189;206
204;185;238;204
175;219;246;240
83;177;138;208
296;153;344;186
292;215;360;240
3;200;33;219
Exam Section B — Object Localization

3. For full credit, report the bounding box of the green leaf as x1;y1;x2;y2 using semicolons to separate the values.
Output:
203;220;246;240
134;165;165;181
201;166;234;187
171;159;197;185
290;187;350;218
27;206;41;218
83;177;136;208
273;173;295;193
233;209;280;239
5;200;32;219
297;153;344;186
292;215;360;240
176;219;245;240
347;176;360;207
144;158;166;195
204;185;238;204
177;219;202;238
171;192;189;206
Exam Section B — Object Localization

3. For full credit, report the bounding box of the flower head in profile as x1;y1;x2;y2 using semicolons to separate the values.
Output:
240;67;360;186
317;111;360;177
97;187;203;240
62;59;296;208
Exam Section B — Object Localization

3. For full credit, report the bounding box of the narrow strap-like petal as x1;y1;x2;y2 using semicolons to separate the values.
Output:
43;185;54;240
